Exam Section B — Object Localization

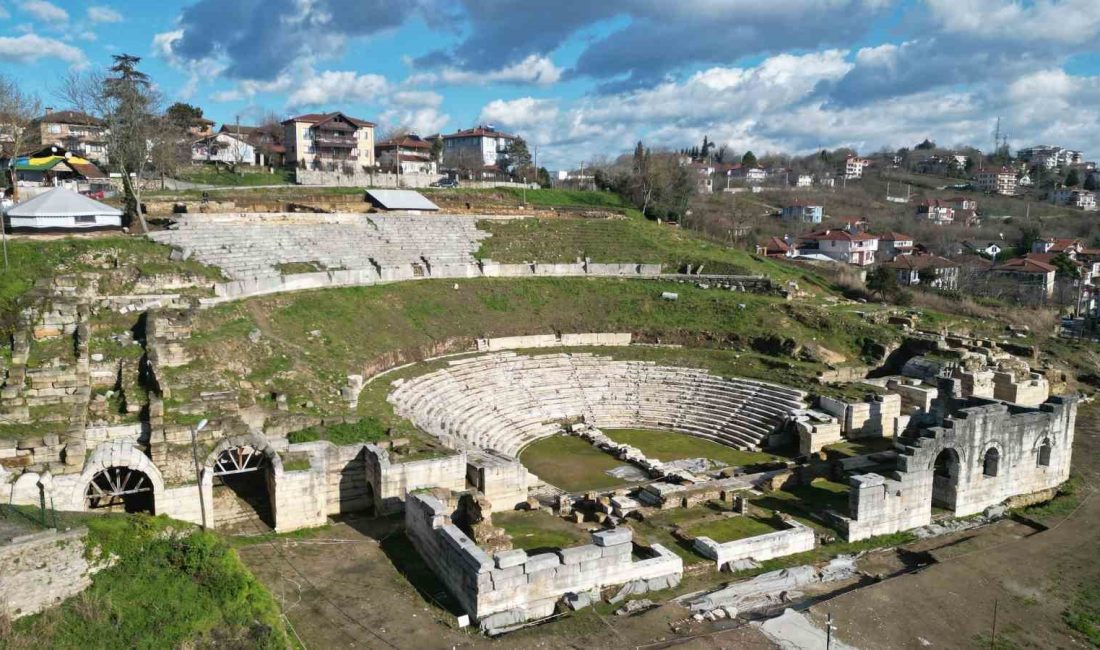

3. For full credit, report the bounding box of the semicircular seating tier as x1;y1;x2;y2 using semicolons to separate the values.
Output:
148;214;490;280
388;352;808;457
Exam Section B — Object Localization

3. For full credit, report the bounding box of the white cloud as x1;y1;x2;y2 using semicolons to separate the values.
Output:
211;73;295;103
391;90;443;108
0;33;84;65
87;5;123;23
480;97;559;129
379;107;450;136
22;0;67;22
286;70;389;109
926;0;1100;45
408;55;562;87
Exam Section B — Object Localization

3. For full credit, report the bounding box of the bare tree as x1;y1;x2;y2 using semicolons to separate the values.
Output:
148;115;189;189
60;54;161;233
0;75;43;202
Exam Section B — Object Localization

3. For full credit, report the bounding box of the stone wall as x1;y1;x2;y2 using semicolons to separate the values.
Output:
294;169;538;189
817;393;901;438
692;518;816;570
364;444;467;515
476;332;632;352
795;411;843;456
466;450;530;511
405;493;683;632
0;527;95;619
839;396;1078;541
992;372;1049;406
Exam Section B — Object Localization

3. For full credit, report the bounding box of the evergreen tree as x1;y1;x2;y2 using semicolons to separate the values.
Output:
741;150;757;167
1085;173;1099;192
1065;169;1081;187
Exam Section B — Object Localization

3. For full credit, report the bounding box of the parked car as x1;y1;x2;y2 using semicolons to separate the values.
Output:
430;178;459;188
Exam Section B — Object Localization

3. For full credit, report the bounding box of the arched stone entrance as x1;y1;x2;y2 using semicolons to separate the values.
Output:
931;448;961;511
204;434;282;531
84;466;155;513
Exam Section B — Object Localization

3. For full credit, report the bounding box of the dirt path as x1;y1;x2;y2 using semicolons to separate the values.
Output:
806;400;1100;649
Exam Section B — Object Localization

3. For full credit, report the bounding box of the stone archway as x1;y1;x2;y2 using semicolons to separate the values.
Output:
931;447;961;511
203;433;282;531
72;440;165;514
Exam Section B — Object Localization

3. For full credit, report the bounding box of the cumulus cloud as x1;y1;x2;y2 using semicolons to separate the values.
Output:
407;55;562;87
169;0;428;80
22;0;67;22
379;106;450;136
926;0;1100;45
0;33;84;65
87;6;123;23
286;70;390;109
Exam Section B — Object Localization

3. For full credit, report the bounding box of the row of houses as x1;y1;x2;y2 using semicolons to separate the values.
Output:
689;155;870;193
19;106;522;178
193;112;519;177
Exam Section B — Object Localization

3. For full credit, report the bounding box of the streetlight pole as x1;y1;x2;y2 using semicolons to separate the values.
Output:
189;418;209;530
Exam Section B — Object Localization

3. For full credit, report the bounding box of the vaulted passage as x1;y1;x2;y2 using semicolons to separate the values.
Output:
84;466;155;514
211;446;274;532
932;448;960;511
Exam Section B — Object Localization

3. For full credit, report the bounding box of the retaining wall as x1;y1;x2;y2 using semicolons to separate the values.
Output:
405;493;683;631
476;332;632;352
692;519;816;569
364;444;467;515
0;527;95;619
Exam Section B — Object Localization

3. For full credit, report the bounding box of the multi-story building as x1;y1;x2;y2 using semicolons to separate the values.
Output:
434;125;517;172
33;109;108;165
191;131;255;166
217;124;285;167
796;229;879;266
796;174;814;188
880;254;960;290
974;168;1017;195
282;112;376;170
1051;189;1097;211
375;134;437;175
877;232;914;260
991;257;1057;300
838;156;866;180
780;203;823;223
1016;145;1084;170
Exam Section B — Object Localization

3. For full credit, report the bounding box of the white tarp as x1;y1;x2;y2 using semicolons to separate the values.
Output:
364;189;440;211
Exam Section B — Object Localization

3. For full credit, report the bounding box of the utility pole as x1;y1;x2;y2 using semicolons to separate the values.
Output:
990;599;998;649
826;611;835;650
190;419;209;530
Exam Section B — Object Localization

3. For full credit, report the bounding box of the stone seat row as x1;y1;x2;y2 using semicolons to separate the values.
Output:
389;352;806;457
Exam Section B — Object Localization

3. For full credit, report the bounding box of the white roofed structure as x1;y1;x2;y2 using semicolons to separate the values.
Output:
5;187;123;230
364;189;440;213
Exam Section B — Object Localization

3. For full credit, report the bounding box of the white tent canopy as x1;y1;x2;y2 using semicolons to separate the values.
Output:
5;187;122;230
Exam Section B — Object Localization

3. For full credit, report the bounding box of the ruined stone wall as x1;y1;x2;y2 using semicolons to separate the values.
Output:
475;332;632;352
692;519;816;570
405;493;683;631
0;527;95;619
840;396;1078;541
992;372;1049;407
364;445;467;515
817;393;901;439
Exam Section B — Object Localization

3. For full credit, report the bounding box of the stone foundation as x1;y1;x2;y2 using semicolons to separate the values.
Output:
693;518;816;570
0;527;96;619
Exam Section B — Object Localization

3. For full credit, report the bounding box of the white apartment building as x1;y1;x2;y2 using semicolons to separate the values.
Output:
1051;189;1097;211
974;168;1017;195
1017;145;1084;170
838;156;865;180
436;125;517;171
797;229;879;266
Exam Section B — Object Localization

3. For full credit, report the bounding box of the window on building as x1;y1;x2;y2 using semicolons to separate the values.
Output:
982;448;1000;477
74;215;97;224
48;124;61;134
1037;439;1052;467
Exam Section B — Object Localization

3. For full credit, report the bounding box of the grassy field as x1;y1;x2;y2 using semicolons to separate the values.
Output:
602;428;781;466
519;435;643;492
175;167;294;186
4;513;288;649
494;510;590;552
684;514;783;543
172;275;898;424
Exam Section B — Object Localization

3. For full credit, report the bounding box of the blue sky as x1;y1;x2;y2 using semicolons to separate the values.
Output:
2;0;1099;169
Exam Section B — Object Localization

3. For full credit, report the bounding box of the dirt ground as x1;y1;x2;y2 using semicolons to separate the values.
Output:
806;400;1100;649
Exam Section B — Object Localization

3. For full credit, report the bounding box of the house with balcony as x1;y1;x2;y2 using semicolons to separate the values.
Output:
990;257;1057;300
880;254;960;290
1017;145;1084;170
33;109;108;165
974;168;1017;195
780;203;823;223
432;125;516;175
375;134;437;175
838;156;866;180
283;112;376;171
191;131;256;166
878;232;914;260
796;229;879;266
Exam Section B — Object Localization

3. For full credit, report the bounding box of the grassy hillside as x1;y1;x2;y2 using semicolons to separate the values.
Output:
175;167;294;187
5;512;289;649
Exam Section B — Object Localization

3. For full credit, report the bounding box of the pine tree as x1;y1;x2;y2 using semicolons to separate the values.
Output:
742;151;757;167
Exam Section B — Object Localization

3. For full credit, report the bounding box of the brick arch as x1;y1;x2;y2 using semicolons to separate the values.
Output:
71;440;166;512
